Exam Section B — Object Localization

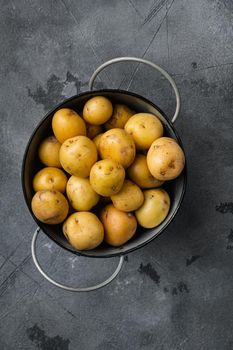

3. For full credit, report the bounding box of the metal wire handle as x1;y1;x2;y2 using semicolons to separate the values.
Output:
31;228;124;292
89;57;181;123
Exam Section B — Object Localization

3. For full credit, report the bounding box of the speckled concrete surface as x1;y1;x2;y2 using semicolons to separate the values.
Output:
0;1;233;349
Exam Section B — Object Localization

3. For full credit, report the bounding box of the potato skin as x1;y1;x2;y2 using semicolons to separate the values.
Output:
111;180;144;212
125;113;163;150
63;212;104;250
93;133;103;154
31;190;69;224
52;108;86;143
66;176;99;211
99;128;136;168
86;123;103;139
83;96;113;125
33;167;67;193
147;137;185;180
59;136;97;177
135;189;170;228
38;136;62;168
127;154;163;188
100;204;137;246
90;159;125;196
104;104;134;130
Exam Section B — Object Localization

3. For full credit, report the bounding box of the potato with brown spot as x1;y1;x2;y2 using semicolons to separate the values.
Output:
83;96;113;125
127;154;163;188
66;176;99;211
147;137;185;180
125;113;163;150
52;108;86;143
104;104;134;130
135;189;170;228
99;128;136;168
111;180;144;212
38;136;62;168
59;136;97;177
31;190;69;224
86;123;103;139
90;159;125;196
63;212;104;250
33;167;67;193
100;204;137;246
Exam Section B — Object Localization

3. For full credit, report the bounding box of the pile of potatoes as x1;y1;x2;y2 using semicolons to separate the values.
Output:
31;96;185;251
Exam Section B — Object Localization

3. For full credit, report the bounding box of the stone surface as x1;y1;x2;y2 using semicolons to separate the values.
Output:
0;0;233;349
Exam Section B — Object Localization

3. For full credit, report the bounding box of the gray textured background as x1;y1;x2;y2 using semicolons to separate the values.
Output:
0;0;233;349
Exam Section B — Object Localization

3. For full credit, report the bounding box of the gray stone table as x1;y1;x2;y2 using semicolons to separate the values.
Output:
0;0;233;349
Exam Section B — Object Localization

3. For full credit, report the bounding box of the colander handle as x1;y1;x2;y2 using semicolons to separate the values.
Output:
31;228;124;292
89;57;180;123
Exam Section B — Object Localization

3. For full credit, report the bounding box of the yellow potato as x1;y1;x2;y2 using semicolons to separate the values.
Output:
66;176;99;211
31;190;69;224
135;189;170;228
125;113;163;150
99;128;136;168
86;123;103;139
83;96;113;125
127;154;164;188
52;108;86;143
33;167;67;193
63;212;104;250
147;137;185;180
104;104;134;130
111;180;144;212
93;133;103;154
90;159;125;196
38;136;62;168
100;204;137;246
59;136;97;177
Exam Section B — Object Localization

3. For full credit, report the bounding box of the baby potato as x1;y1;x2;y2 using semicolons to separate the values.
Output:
52;108;86;143
93;133;103;154
127;154;163;188
66;176;99;211
147;137;185;180
104;104;134;130
125;113;163;150
59;136;97;177
90;159;125;196
111;180;144;212
33;167;67;193
99;128;136;168
63;212;104;250
86;123;103;139
38;136;62;168
100;204;137;246
31;190;69;224
83;96;113;125
135;189;170;228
